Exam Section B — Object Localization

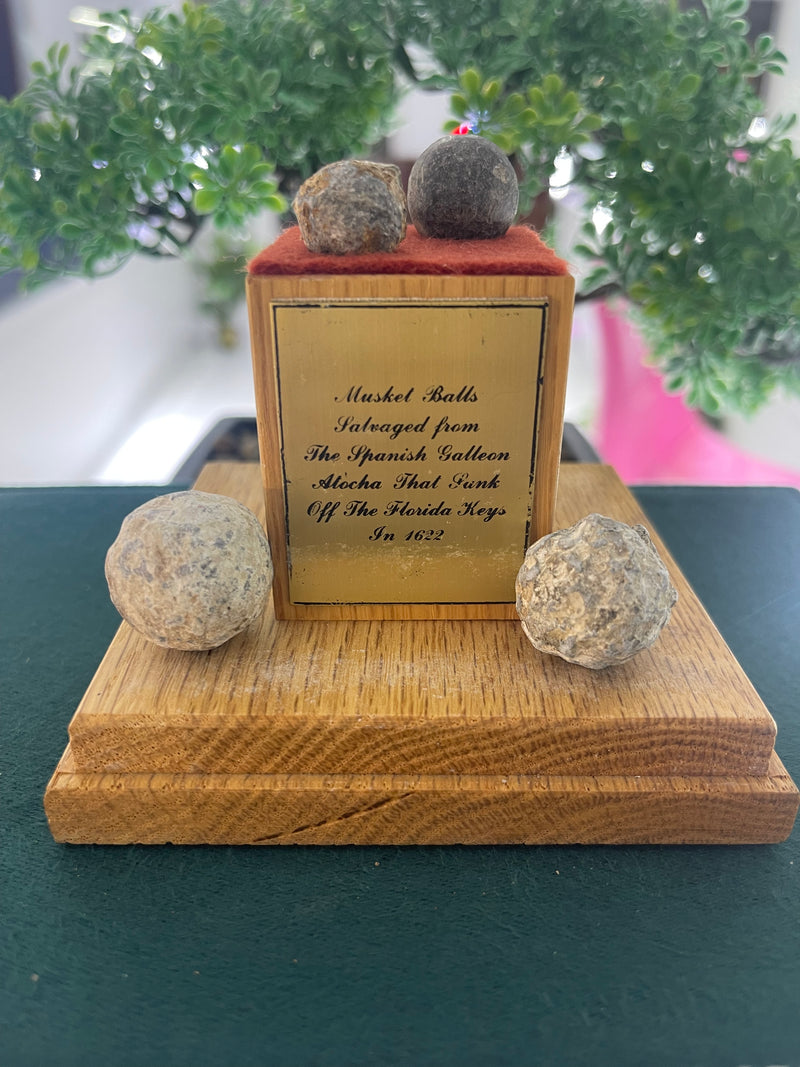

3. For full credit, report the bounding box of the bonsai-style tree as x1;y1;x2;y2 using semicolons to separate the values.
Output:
1;0;798;415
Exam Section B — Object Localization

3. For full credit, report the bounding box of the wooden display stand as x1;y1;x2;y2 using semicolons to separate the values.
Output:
44;461;800;845
43;228;799;844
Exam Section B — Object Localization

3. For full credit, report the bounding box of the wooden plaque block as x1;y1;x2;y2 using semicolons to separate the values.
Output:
246;248;574;620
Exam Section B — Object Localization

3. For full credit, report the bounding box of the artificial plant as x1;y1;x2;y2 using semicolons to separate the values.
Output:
430;0;800;414
0;0;397;280
1;0;798;416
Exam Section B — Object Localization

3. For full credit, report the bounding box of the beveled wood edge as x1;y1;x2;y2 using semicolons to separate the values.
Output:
47;743;799;797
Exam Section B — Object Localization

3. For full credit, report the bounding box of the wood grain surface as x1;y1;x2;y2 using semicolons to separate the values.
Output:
62;463;779;779
246;273;574;620
45;746;799;845
45;462;799;845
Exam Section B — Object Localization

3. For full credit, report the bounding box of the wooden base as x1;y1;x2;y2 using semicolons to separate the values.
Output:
45;747;798;846
44;462;799;845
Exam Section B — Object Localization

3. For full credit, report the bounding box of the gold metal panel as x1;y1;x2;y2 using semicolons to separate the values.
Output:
271;300;547;604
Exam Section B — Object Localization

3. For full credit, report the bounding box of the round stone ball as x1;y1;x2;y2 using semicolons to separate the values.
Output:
407;135;519;239
105;490;273;651
292;159;407;254
515;513;678;669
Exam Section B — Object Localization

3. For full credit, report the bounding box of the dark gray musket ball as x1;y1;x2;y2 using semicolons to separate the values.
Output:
407;135;519;239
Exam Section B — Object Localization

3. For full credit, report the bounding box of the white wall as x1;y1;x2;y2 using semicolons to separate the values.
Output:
0;256;209;483
8;0;171;77
723;0;800;467
766;0;800;150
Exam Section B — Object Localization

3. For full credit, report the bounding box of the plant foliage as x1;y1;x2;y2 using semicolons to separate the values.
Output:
0;0;397;280
423;0;800;415
1;0;799;414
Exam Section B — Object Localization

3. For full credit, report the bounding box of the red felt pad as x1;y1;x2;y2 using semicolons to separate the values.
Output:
248;224;569;277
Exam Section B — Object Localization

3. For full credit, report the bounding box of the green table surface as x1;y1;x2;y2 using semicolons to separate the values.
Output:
1;480;799;1067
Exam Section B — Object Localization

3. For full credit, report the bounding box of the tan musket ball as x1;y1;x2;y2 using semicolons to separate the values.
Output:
105;490;272;651
516;513;677;669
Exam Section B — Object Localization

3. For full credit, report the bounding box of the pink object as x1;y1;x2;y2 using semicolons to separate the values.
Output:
594;301;800;487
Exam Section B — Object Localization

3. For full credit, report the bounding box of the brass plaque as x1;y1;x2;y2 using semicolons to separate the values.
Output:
272;300;547;604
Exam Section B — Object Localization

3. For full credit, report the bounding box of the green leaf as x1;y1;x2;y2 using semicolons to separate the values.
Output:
145;155;171;182
30;122;55;147
482;79;501;104
527;87;546;113
628;282;650;303
725;0;748;17
669;152;693;183
491;132;516;154
219;145;240;180
562;90;580;116
676;73;701;98
260;69;280;96
20;247;40;270
459;68;481;95
58;221;86;239
576;113;602;134
622;119;641;142
262;193;287;212
108;114;139;136
240;144;262;169
194;188;222;214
